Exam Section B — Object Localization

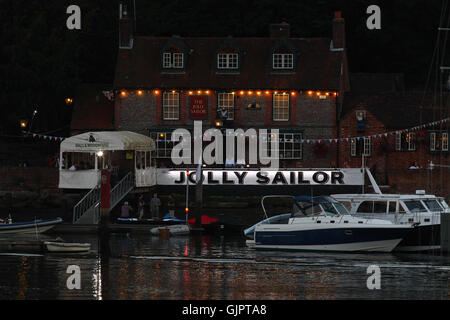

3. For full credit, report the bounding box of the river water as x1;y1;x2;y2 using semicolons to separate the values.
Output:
0;233;448;300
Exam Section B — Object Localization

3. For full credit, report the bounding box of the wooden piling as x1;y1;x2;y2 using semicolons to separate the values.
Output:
441;213;450;253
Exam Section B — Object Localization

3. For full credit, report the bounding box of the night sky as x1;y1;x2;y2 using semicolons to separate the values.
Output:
0;0;448;134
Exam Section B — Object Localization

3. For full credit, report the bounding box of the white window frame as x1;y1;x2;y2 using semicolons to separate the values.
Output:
162;91;180;120
363;137;371;156
350;138;371;157
395;132;402;151
442;132;448;151
217;53;238;69
272;53;293;69
407;132;416;151
163;52;184;69
218;92;235;120
272;93;289;121
350;139;356;157
279;133;303;159
430;132;436;151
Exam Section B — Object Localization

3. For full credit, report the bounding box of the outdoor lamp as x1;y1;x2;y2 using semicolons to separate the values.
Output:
20;120;27;128
97;151;104;157
65;98;73;105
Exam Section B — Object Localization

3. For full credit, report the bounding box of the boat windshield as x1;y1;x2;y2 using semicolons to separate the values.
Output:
438;199;450;210
422;199;444;212
403;200;428;213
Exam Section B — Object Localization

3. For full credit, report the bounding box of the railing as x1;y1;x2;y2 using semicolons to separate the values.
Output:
72;185;101;224
111;172;135;209
72;171;135;224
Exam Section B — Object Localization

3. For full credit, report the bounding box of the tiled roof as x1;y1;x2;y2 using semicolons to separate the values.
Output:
113;36;349;91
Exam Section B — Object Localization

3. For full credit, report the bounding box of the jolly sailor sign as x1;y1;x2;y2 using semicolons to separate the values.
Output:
156;169;364;186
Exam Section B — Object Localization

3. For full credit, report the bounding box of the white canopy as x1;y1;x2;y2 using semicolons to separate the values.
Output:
61;131;155;152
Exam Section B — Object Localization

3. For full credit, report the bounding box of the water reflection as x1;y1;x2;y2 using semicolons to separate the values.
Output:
0;233;449;300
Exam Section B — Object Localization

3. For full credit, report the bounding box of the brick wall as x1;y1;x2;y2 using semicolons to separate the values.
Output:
0;167;60;192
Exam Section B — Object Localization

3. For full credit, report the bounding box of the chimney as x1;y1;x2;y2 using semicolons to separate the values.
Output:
119;3;133;49
332;11;345;49
269;22;290;38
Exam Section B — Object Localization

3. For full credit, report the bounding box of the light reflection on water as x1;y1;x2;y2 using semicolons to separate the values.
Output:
0;233;448;300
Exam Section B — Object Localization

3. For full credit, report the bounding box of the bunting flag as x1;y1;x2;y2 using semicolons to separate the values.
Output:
305;117;449;145
102;90;115;101
25;131;65;142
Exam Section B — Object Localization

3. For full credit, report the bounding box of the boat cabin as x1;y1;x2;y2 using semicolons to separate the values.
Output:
59;131;156;189
292;196;349;217
331;193;450;216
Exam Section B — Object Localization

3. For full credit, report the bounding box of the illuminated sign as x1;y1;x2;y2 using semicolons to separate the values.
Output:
190;95;208;119
156;169;364;186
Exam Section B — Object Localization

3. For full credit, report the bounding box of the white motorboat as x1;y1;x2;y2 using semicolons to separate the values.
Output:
44;241;91;253
247;195;414;252
331;191;448;251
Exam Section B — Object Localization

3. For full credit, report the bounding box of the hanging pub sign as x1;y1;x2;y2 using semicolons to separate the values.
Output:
190;95;208;119
156;169;364;186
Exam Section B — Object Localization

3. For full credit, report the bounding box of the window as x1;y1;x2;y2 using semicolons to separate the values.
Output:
395;132;416;151
273;93;289;121
388;201;397;213
430;131;448;152
373;201;387;213
163;91;179;120
217;53;238;69
273;53;293;69
350;137;371;157
217;93;235;120
150;131;191;158
279;133;303;159
163;52;183;68
356;201;373;213
260;131;302;160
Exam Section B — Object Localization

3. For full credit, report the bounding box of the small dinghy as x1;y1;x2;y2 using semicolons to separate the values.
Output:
44;241;91;253
150;224;190;236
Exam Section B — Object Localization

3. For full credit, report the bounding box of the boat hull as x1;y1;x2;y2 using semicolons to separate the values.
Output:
254;225;412;252
45;242;90;253
394;223;441;252
0;218;62;235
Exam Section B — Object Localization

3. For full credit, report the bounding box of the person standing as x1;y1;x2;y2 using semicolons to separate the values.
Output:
167;194;176;219
150;193;161;219
121;201;133;218
138;194;145;220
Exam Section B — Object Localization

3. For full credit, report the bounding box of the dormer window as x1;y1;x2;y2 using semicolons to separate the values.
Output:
163;52;183;69
273;53;293;69
217;53;238;69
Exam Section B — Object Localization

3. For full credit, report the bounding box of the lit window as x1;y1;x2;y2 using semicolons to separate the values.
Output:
273;53;293;69
218;93;234;120
151;131;191;159
273;93;289;121
395;132;416;151
163;91;179;120
430;131;449;152
217;53;238;69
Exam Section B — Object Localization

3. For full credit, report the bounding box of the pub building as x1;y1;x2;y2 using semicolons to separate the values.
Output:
112;5;350;172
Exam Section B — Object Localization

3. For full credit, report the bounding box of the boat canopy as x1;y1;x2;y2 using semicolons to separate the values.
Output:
60;131;155;153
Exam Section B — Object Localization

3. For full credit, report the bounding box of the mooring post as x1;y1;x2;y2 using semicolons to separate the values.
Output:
194;178;203;230
98;169;111;299
441;212;450;254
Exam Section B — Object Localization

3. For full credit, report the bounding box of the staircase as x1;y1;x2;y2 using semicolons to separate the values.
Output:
73;172;135;224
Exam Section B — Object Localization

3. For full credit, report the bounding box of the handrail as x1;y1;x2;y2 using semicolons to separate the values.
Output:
72;185;100;224
72;171;135;224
